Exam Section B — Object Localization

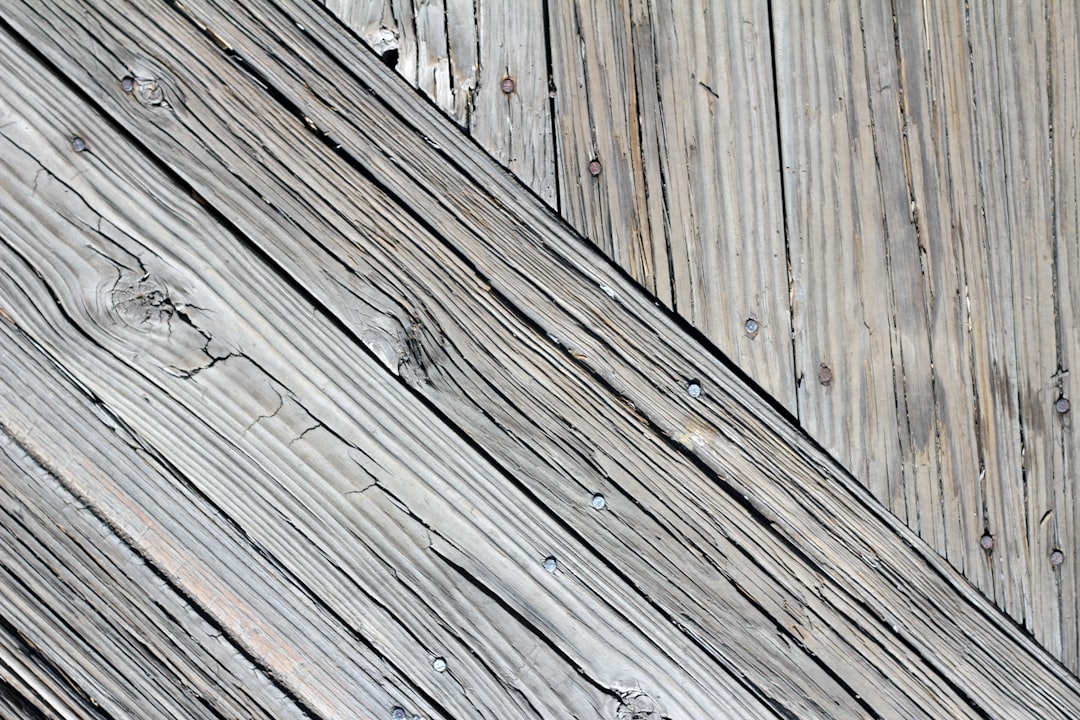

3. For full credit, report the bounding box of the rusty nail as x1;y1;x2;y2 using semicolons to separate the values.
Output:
121;76;134;93
818;363;833;386
979;533;994;551
432;657;447;672
745;318;759;335
1056;397;1070;414
1050;549;1065;566
500;76;516;94
71;136;87;153
588;159;602;176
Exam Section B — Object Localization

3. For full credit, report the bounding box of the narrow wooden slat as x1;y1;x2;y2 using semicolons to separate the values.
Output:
1049;0;1080;670
3;0;1079;716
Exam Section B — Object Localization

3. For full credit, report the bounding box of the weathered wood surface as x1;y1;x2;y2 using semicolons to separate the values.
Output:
331;0;1080;669
2;0;1080;718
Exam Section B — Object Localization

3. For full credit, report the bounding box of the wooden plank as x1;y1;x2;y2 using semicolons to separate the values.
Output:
1049;0;1080;670
3;0;1080;716
544;0;795;408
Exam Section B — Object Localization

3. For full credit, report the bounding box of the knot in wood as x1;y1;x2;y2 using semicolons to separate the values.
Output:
112;276;175;328
134;78;166;107
616;690;661;720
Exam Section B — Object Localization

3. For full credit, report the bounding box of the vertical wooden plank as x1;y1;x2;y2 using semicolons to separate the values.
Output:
547;0;795;409
1046;0;1080;669
773;0;906;509
472;1;555;203
644;0;795;411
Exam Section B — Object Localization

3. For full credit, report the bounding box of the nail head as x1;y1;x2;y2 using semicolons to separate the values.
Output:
71;136;87;153
1050;549;1065;566
121;76;135;93
391;708;406;720
1056;397;1070;414
543;556;558;572
591;493;606;510
588;159;602;176
500;76;516;94
687;381;702;398
432;657;447;672
979;533;994;551
745;318;759;335
818;364;833;386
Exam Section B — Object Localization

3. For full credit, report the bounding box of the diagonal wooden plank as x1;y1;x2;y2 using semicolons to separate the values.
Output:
2;0;1079;717
0;428;315;720
0;33;795;717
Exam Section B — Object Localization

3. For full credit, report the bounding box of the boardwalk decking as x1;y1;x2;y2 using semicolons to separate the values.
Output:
336;0;1080;671
1;1;1078;718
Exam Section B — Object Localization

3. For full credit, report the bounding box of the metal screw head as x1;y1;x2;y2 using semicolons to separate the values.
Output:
979;533;994;551
71;136;87;153
1050;549;1065;566
744;318;759;335
500;76;516;94
543;556;557;572
591;493;606;510
588;159;602;176
687;381;702;398
432;656;447;672
817;364;833;386
1056;397;1071;414
121;76;135;93
391;707;407;720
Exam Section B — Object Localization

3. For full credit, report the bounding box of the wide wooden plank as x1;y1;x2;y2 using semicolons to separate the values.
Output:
4;0;1080;716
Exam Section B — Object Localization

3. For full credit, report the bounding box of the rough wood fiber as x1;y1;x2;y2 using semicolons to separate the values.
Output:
324;0;554;203
3;0;1078;716
773;0;1080;668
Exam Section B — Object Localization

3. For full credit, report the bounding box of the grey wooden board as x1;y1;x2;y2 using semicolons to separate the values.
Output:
2;0;1080;718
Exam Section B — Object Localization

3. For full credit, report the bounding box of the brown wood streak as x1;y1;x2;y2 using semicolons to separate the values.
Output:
0;1;1078;719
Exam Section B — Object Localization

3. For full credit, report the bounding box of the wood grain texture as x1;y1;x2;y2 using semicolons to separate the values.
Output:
3;0;1078;716
320;0;1080;671
773;0;1080;669
0;25;788;718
